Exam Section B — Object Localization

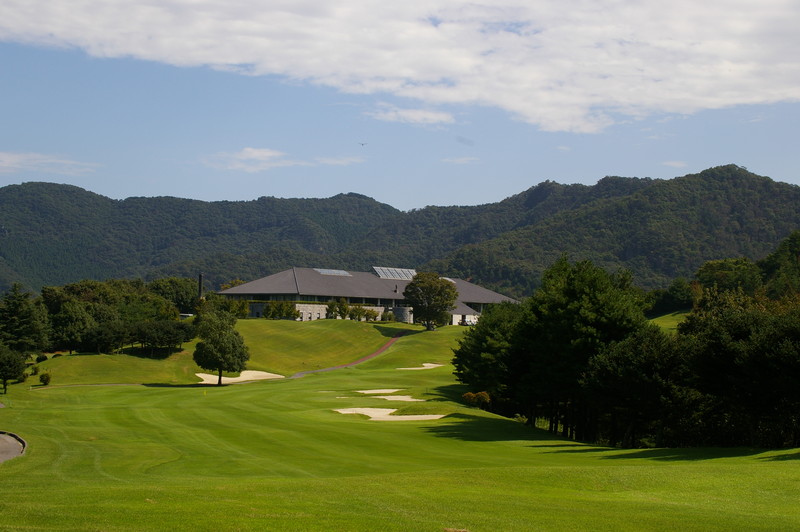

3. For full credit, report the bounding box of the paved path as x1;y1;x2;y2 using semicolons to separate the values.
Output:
289;331;408;379
0;432;24;463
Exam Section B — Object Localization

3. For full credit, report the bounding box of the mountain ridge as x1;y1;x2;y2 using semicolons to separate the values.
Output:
1;165;797;297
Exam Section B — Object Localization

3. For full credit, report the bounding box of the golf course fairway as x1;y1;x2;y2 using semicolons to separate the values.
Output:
1;321;798;531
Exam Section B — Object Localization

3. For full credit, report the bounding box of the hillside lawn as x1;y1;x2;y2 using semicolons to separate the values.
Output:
0;319;798;531
649;309;690;334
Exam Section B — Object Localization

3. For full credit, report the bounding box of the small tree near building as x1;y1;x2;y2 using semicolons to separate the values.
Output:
403;272;458;331
193;311;249;386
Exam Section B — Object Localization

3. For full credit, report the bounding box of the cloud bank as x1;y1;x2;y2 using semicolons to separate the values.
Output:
204;147;363;172
0;151;98;175
1;1;798;133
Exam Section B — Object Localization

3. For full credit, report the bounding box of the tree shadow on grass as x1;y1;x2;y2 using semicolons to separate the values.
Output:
595;447;764;461
758;451;800;461
66;347;184;360
426;383;470;403
119;346;184;360
421;412;564;443
142;383;209;388
372;325;425;339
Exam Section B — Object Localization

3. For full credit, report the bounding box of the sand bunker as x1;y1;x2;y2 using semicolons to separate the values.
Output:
371;395;424;402
335;408;445;421
356;389;401;394
195;370;284;385
397;363;444;370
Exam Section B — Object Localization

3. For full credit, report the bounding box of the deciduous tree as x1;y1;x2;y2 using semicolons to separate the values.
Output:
403;272;458;331
193;311;249;386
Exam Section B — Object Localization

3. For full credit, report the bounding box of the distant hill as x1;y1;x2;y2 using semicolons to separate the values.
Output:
427;165;800;295
0;165;798;297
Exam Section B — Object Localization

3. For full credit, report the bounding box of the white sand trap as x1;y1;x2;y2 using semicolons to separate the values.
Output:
372;395;425;402
397;363;444;370
195;370;285;385
335;408;445;421
356;389;401;394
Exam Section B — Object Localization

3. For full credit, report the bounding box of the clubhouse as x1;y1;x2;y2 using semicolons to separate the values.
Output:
218;266;515;325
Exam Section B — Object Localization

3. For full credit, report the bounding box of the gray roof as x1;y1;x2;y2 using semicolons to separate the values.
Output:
219;267;515;311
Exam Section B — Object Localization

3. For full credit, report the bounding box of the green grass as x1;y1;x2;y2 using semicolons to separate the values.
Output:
650;309;691;334
32;320;419;386
240;319;417;375
1;321;798;531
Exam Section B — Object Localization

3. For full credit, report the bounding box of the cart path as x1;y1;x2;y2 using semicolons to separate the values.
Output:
289;330;409;379
0;431;25;463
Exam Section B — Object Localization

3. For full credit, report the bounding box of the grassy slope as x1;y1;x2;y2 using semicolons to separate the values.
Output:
650;309;691;334
32;320;416;385
1;320;798;531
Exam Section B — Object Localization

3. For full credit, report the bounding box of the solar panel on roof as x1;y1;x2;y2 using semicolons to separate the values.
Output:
373;266;417;280
313;268;352;276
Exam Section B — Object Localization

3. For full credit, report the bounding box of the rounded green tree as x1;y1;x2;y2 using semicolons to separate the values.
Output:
403;272;458;331
192;311;249;386
0;343;26;394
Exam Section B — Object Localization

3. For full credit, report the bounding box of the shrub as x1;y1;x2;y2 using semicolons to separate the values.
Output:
348;305;367;322
264;301;300;320
30;365;39;375
39;372;51;386
462;391;491;410
52;353;62;358
381;311;395;322
35;354;48;363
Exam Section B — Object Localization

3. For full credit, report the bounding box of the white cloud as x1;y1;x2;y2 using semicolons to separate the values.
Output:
2;1;799;133
0;151;99;175
662;160;688;168
203;147;310;172
204;147;364;172
366;105;455;125
442;156;479;164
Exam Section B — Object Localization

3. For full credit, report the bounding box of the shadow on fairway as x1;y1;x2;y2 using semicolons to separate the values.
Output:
427;383;470;402
372;325;425;338
67;348;183;360
422;412;559;442
758;450;800;461
597;447;764;461
142;383;209;388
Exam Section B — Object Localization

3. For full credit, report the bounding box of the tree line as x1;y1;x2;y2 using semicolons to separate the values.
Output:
453;231;800;448
0;275;256;391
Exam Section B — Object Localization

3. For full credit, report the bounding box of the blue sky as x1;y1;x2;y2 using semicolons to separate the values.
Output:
1;1;799;211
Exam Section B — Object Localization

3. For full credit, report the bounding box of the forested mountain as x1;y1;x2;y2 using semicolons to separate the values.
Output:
0;165;798;297
428;165;800;296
